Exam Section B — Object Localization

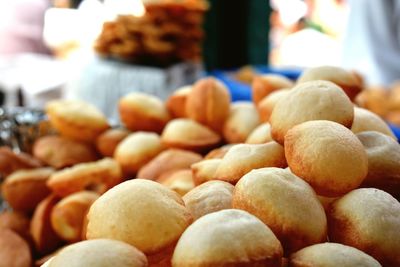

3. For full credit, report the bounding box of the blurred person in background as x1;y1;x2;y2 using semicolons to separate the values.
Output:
0;0;51;55
342;0;400;86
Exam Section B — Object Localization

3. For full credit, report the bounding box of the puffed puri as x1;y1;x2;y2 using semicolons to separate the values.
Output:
289;242;381;267
270;80;354;145
46;239;148;267
328;188;400;267
232;167;327;256
86;179;192;256
172;209;283;267
284;120;368;197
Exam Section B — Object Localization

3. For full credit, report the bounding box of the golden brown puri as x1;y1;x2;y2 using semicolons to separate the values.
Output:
355;86;389;117
214;142;287;184
166;85;191;118
50;191;99;243
161;119;221;153
137;149;202;180
47;158;123;197
185;77;231;133
119;92;171;133
270;80;354;145
95;128;130;157
245;122;273;144
86;179;192;256
257;88;290;123
297;65;362;101
204;144;235;159
183;180;234;220
222;102;260;144
285;120;368;197
2;167;53;213
289;243;382;267
157;169;194;196
30;195;63;255
233;168;327;255
351;107;396;139
0;211;30;241
33;135;98;169
191;159;221;186
0;229;32;267
0;146;42;177
114;132;164;177
172;209;283;267
48;239;148;267
357;131;400;197
251;74;294;105
45;99;110;143
328;188;400;267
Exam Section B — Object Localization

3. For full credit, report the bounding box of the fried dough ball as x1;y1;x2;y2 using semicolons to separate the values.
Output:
185;77;230;132
86;179;192;259
233;167;327;255
297;66;362;101
252;74;293;105
172;209;283;267
285;120;368;197
328;188;400;266
214;142;287;184
289;243;381;267
183;180;233;220
48;239;147;267
270;80;354;144
119;92;170;133
46;100;109;143
356;131;400;197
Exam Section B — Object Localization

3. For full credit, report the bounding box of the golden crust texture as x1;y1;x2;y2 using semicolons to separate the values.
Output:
185;77;231;133
33;136;98;169
2;167;53;213
214;142;287;184
49;239;148;267
46;100;110;142
328;188;400;267
183;180;234;220
172;209;283;267
284;120;368;197
166;86;191;118
137;149;202;180
245;123;273;144
222;102;260;143
161;119;221;153
289;243;381;267
114;132;164;177
351;107;396;139
297;66;362;101
96;128;130;157
270;80;354;145
233;167;327;255
50;191;99;242
86;179;192;255
47;158;123;197
119;92;171;133
252;74;293;105
357;131;400;197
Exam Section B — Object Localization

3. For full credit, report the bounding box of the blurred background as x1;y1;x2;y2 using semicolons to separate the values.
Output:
0;0;399;121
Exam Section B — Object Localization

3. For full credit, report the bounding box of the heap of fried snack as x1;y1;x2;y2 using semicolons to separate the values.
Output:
356;82;400;127
94;0;208;66
0;65;399;267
